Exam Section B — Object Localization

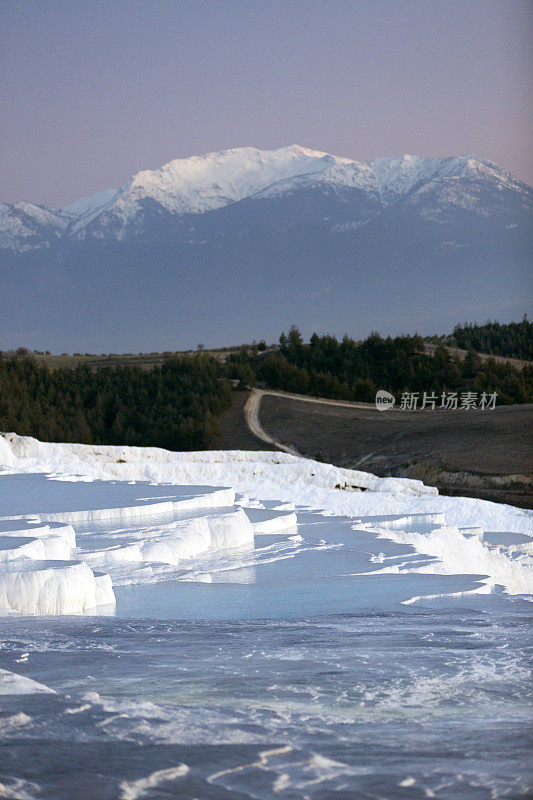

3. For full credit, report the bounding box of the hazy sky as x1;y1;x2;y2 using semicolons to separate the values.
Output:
2;0;532;206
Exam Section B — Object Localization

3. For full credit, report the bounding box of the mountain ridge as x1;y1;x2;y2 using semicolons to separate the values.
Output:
1;145;530;251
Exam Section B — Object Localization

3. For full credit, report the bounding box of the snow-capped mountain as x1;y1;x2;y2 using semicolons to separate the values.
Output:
1;146;531;351
2;145;530;248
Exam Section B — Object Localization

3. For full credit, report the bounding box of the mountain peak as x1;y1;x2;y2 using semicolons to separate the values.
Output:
115;144;342;219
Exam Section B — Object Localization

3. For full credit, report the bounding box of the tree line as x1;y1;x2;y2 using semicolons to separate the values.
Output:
226;326;533;405
0;355;232;450
444;317;532;360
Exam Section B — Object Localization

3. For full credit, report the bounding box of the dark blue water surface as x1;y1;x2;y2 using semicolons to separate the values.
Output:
0;513;531;799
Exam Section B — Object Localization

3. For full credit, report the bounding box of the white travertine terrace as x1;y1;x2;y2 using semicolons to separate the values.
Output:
0;433;531;614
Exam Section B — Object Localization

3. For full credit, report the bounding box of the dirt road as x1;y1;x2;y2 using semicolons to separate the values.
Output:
240;389;532;507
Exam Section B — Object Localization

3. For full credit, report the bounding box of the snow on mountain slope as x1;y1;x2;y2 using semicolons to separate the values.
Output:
1;146;529;250
60;188;119;227
121;145;335;212
73;145;361;239
0;201;67;251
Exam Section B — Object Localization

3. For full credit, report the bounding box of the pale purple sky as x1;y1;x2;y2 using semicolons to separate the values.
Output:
2;0;532;207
